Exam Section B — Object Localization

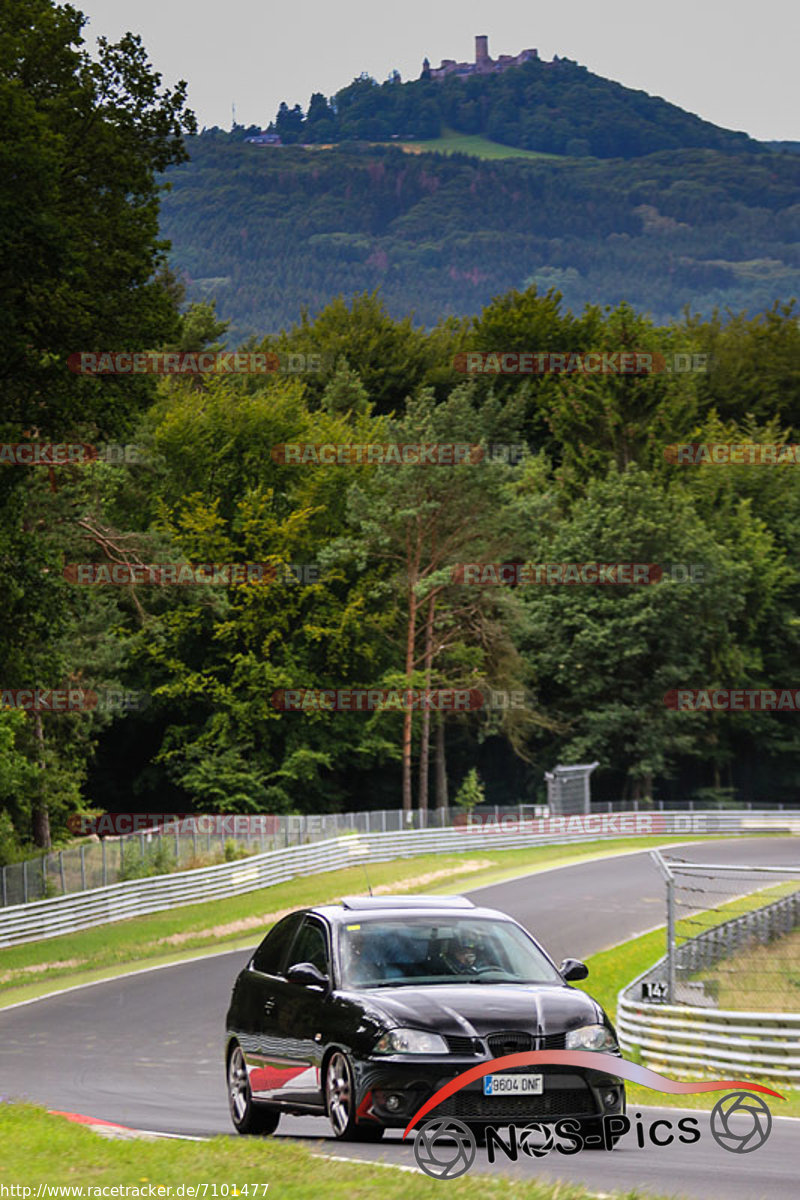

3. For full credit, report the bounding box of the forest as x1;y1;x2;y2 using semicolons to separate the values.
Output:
2;0;800;863
159;135;800;342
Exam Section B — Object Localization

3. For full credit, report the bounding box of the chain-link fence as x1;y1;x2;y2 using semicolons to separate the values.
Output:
0;805;547;907
645;851;800;1009
4;799;800;909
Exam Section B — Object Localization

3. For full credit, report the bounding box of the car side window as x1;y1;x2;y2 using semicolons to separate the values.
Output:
288;918;329;975
252;912;304;976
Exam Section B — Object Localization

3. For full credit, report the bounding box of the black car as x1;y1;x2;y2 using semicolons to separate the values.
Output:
225;895;625;1142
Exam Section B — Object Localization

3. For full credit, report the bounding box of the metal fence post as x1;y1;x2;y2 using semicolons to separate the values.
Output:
102;839;107;888
80;844;86;890
666;874;676;1003
42;854;47;896
23;859;28;904
1;864;6;907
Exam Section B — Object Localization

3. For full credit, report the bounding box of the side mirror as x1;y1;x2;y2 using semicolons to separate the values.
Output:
287;961;329;988
560;958;589;982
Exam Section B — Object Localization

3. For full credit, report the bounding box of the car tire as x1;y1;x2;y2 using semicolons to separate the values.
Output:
324;1050;384;1141
228;1043;280;1136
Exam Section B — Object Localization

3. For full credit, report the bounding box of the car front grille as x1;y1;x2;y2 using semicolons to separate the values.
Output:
439;1087;596;1120
487;1031;533;1056
485;1031;568;1057
444;1035;483;1055
539;1031;567;1051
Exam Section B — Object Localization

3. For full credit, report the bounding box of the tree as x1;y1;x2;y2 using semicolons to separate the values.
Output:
331;386;529;813
542;303;699;484
117;373;401;814
514;464;789;798
0;0;196;440
265;291;436;414
454;767;484;812
0;0;195;845
275;101;305;143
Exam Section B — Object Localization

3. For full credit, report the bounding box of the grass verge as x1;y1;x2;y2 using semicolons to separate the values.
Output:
0;1103;662;1198
0;836;748;1006
692;921;800;1012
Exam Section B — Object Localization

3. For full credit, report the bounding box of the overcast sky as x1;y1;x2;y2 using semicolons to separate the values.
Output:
78;0;797;142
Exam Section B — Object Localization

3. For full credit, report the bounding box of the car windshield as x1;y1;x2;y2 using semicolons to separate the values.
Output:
337;917;562;988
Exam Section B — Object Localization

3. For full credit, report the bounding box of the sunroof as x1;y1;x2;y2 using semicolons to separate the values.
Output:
339;894;475;910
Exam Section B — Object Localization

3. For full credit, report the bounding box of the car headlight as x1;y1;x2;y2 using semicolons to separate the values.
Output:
565;1023;617;1051
374;1028;449;1055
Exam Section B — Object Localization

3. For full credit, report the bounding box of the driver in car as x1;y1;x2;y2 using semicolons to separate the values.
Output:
441;932;494;975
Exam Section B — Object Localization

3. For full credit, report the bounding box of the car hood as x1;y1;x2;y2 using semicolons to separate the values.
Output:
360;983;602;1037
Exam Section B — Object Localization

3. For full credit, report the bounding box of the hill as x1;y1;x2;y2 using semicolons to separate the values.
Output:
268;50;761;161
159;135;800;341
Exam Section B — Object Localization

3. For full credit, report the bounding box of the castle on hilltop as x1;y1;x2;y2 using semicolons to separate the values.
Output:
422;35;549;81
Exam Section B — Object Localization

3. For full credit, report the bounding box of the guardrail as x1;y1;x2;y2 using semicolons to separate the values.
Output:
1;803;551;907
617;986;800;1082
617;858;800;1082
0;808;794;949
4;798;798;908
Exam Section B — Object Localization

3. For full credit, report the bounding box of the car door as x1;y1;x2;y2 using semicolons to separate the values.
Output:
276;915;333;1106
237;911;307;1101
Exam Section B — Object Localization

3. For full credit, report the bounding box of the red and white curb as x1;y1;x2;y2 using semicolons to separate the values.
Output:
49;1111;205;1141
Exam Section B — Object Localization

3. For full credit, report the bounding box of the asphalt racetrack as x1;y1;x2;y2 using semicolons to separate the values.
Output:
1;837;797;1199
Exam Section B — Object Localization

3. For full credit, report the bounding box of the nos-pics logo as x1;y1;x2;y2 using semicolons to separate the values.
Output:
403;1053;781;1181
412;1092;773;1179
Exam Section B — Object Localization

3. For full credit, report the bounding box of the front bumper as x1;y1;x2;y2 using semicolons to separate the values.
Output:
353;1056;625;1128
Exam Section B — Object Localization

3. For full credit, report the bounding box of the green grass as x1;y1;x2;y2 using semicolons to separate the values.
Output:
693;921;800;1012
393;131;566;161
304;128;567;160
0;835;745;1006
0;1103;656;1199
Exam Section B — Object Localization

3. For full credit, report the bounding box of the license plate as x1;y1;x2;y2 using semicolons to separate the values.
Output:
483;1073;543;1096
